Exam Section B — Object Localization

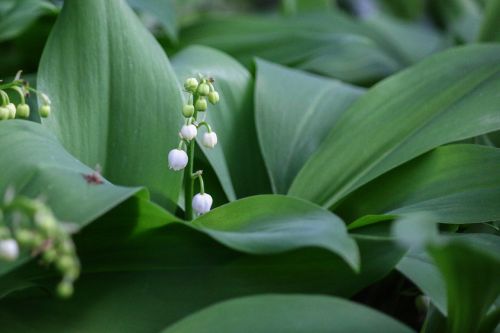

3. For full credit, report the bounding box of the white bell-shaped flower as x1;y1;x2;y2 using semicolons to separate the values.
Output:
168;149;188;171
202;132;218;148
192;193;213;215
180;124;197;141
0;239;19;261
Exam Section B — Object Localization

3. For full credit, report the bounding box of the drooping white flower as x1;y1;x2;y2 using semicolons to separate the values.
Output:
180;124;198;141
168;149;188;171
0;239;19;261
192;193;213;215
202;132;218;148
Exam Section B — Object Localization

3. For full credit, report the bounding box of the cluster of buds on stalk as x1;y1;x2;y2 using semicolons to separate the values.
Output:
0;71;52;121
168;75;220;219
0;188;80;298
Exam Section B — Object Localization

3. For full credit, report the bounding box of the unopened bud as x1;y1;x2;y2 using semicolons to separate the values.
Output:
197;83;210;96
6;103;16;119
39;105;51;118
195;97;207;111
16;104;30;118
57;280;74;298
182;104;194;118
208;91;219;105
184;78;199;93
0;107;9;120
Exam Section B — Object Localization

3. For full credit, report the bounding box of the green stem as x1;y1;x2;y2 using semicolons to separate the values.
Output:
183;94;199;220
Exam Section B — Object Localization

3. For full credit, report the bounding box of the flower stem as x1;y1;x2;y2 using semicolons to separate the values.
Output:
184;94;199;220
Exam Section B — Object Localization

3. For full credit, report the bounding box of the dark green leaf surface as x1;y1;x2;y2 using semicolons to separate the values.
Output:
161;295;415;333
172;46;270;200
290;45;500;208
38;0;183;210
255;59;364;193
0;198;403;332
0;120;141;276
340;145;500;225
478;0;500;42
192;195;359;270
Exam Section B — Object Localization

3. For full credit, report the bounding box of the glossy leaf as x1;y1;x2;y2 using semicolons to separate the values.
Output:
172;46;270;200
38;0;183;209
290;45;500;208
255;59;364;193
0;120;141;276
340;144;500;225
192;195;359;270
0;198;403;332
162;295;415;333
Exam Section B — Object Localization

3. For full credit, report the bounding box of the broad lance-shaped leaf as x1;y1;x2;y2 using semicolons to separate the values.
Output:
290;44;500;208
0;120;142;277
161;295;415;333
172;46;271;200
191;195;359;270
478;0;500;42
255;59;364;194
0;196;403;331
339;144;500;225
38;0;183;210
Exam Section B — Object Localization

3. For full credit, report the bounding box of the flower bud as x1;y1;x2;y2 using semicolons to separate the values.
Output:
16;103;30;118
56;255;75;272
192;193;213;215
180;124;197;141
6;103;16;119
168;149;188;171
195;97;207;111
39;105;51;118
184;78;199;93
182;104;194;118
57;280;74;298
0;239;19;261
208;91;219;105
197;83;210;96
0;107;9;120
202;132;218;148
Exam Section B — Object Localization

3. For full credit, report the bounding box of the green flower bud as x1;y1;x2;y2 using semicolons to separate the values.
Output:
15;229;36;246
182;104;195;118
184;77;199;93
197;82;210;96
39;105;51;118
56;255;75;272
42;248;58;263
195;97;207;111
16;104;30;118
57;280;74;298
208;91;219;105
0;107;9;120
6;103;16;119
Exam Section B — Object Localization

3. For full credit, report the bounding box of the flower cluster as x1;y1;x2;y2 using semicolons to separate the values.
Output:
0;71;52;121
0;189;80;298
168;75;220;218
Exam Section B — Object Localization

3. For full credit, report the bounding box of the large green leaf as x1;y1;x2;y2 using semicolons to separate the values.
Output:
0;120;141;276
38;0;183;210
127;0;177;43
172;46;271;200
255;59;364;194
192;195;359;270
339;144;500;225
0;0;57;42
0;197;403;332
161;295;415;333
289;45;500;208
478;0;500;42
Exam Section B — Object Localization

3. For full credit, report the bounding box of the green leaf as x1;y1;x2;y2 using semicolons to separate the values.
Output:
127;0;177;43
0;198;403;331
340;144;500;225
161;295;415;333
192;195;359;271
0;120;141;276
255;59;364;194
431;0;482;42
172;46;271;200
38;0;183;210
478;0;500;42
0;0;57;42
290;45;500;208
429;234;500;333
